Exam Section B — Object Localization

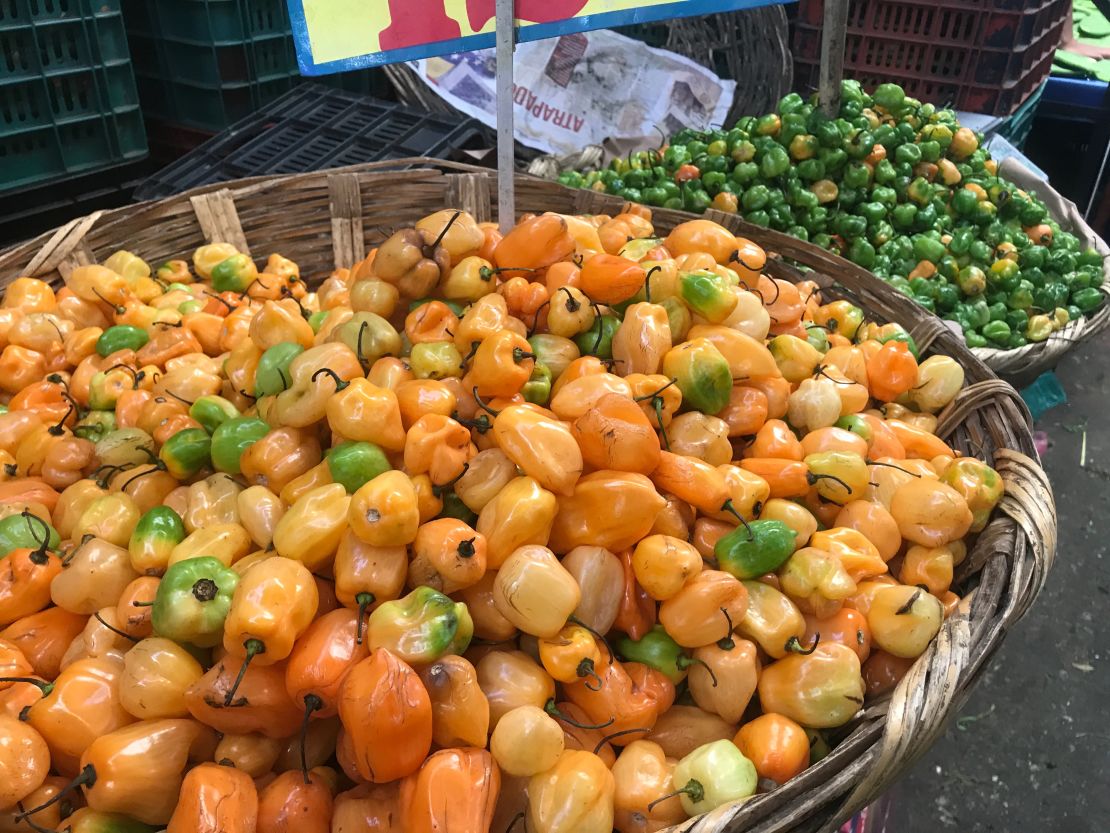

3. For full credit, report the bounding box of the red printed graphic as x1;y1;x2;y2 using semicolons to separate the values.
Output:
380;0;462;50
380;0;592;53
466;0;591;31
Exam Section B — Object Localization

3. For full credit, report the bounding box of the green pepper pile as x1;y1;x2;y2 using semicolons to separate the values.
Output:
559;80;1106;350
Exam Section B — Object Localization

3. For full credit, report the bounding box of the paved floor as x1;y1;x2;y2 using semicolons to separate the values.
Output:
890;333;1110;832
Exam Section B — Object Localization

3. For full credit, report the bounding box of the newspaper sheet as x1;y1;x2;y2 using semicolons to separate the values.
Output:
408;28;736;156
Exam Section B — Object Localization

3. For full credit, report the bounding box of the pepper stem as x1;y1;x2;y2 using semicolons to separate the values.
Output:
576;658;603;691
192;578;219;602
310;367;351;391
21;510;52;559
119;463;165;493
299;694;323;784
427;210;462;253
543;698;614;730
457;537;476;559
589;302;605;354
505;811;526;833
717;607;736;651
14;803;57;833
784;633;821;655
866;459;922;478
471;387;501;417
592;726;651;754
355;593;375;645
523;299;550;339
677;656;718;687
93;611;138;643
896;589;923;615
720;499;755;542
567;615;614;659
223;638;266;706
432;462;470;496
0;678;54;696
15;764;96;820
644;265;661;304
647;778;705;812
634;379;674;402
47;402;74;436
806;471;854;496
511;346;537;364
654;398;670;451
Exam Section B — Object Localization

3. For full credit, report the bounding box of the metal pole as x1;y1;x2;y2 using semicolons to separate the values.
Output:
819;0;849;118
496;0;515;232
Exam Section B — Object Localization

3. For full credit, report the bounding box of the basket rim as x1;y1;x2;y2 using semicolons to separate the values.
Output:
0;158;1057;833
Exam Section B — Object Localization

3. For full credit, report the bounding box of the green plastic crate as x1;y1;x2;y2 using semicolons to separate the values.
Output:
1;0;147;191
123;0;388;132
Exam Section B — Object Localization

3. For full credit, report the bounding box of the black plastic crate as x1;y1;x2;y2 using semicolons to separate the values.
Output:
133;85;494;201
0;155;152;244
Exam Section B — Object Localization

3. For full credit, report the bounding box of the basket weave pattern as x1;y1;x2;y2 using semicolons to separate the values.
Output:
0;160;1056;833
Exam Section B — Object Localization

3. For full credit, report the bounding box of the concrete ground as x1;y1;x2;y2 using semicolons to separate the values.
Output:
889;333;1110;831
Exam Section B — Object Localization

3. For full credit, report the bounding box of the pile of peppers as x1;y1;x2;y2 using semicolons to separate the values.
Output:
561;79;1106;350
0;206;1005;833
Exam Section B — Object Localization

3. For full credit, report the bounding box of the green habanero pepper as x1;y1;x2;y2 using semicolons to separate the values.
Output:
894;143;922;166
872;82;906;111
437;492;478;526
365;585;473;664
843;161;872;189
663;339;732;415
210;253;258;293
873;159;896;184
796;158;825;182
848;238;877;269
617;625;699;684
210;417;270;475
574;313;620;359
159;427;212;480
73;409;117;443
308;310;329;333
760;145;791;178
834;414;873;444
129;505;186;575
982;320;1011;344
714;519;796;580
522;363;553;405
671;740;758;816
189;395;241;435
741;184;771;211
152;556;240;647
1072;286;1105;313
0;511;60;558
255;342;305;397
891;203;918;230
679;270;735;324
951;188;979;217
805;324;830;353
326;440;391;493
912;235;947;264
96;325;149;358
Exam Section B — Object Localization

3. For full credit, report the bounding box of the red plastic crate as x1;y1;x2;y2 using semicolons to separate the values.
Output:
793;0;1068;114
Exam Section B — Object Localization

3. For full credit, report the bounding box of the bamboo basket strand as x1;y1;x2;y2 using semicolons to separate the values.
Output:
0;159;1056;833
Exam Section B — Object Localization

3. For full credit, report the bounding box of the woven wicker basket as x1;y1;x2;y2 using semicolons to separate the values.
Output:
0;160;1056;833
547;167;1110;390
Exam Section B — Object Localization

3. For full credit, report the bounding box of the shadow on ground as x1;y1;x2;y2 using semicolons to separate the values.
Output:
890;332;1110;831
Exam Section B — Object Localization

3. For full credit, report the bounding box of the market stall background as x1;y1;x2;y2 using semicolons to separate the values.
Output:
0;0;1108;829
